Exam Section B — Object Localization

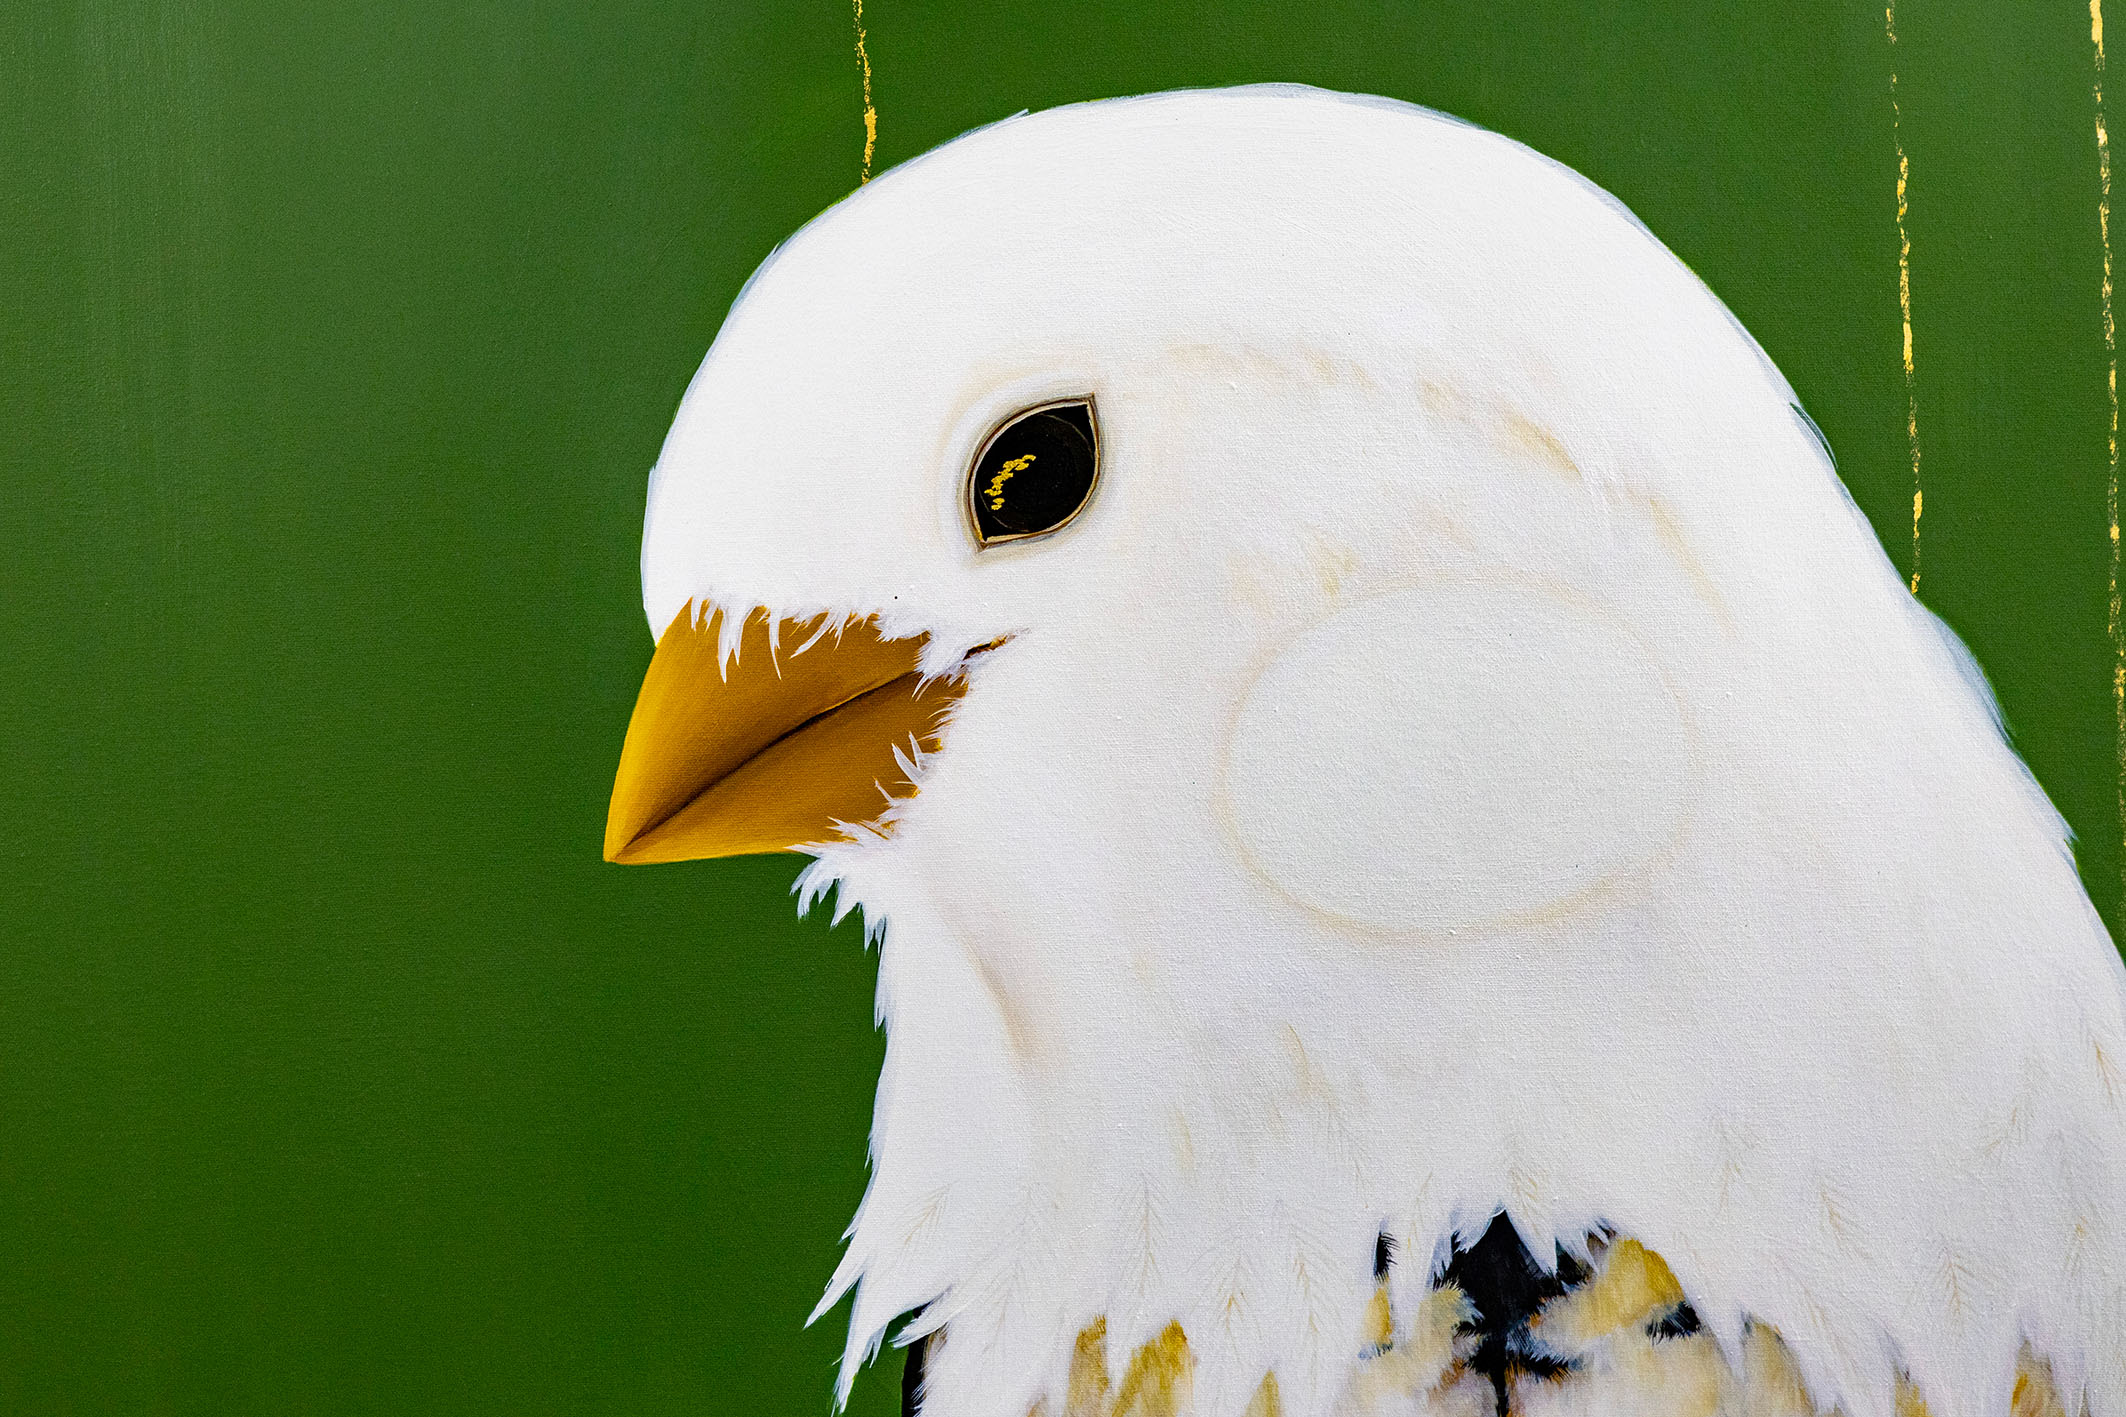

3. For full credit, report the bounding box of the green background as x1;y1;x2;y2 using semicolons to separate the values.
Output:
3;0;2118;1411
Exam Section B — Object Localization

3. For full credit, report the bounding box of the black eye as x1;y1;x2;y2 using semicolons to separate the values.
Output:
967;398;1100;546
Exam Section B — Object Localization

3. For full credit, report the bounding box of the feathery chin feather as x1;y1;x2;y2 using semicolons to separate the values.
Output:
796;819;2126;1417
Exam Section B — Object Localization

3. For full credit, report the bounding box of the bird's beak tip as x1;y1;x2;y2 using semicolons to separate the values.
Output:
602;601;963;865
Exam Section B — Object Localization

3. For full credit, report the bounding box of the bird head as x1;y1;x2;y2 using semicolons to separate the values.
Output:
605;86;2126;1417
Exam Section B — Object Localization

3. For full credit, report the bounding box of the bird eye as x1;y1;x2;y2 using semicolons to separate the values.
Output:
967;398;1100;546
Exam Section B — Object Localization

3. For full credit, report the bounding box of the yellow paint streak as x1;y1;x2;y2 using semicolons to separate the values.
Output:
988;453;1035;510
850;0;877;182
1299;530;1359;598
1109;1322;1191;1417
2014;1349;2070;1417
2098;0;2126;915
1532;1238;1685;1351
963;931;1041;1063
1362;1281;1393;1351
1346;1286;1473;1410
1649;496;1735;630
1064;1319;1112;1415
1887;2;1924;594
1739;1323;1823;1417
1169;1107;1197;1173
1242;1372;1283;1417
1500;407;1583;479
1895;1376;1934;1417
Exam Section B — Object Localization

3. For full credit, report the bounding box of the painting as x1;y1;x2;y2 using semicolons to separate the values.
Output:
8;4;2125;1416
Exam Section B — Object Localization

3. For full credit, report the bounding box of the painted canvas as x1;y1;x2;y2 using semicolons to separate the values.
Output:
605;80;2126;1417
8;4;2126;1416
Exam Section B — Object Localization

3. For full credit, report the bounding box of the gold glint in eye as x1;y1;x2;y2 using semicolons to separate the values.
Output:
967;398;1100;546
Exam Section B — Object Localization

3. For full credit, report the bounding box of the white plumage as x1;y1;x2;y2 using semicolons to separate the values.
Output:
631;86;2126;1417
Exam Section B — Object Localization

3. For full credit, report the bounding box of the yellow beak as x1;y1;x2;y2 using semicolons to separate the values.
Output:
603;602;967;864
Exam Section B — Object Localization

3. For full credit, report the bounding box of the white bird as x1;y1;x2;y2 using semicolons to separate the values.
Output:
603;85;2126;1417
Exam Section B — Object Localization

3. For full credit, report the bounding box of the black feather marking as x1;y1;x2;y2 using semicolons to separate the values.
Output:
1374;1231;1396;1279
1649;1303;1702;1341
1438;1213;1582;1417
900;1333;928;1417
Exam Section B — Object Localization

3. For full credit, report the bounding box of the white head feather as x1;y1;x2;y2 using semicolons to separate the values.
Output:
638;86;2126;1417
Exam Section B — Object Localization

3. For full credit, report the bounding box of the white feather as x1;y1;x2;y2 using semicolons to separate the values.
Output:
640;86;2126;1416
